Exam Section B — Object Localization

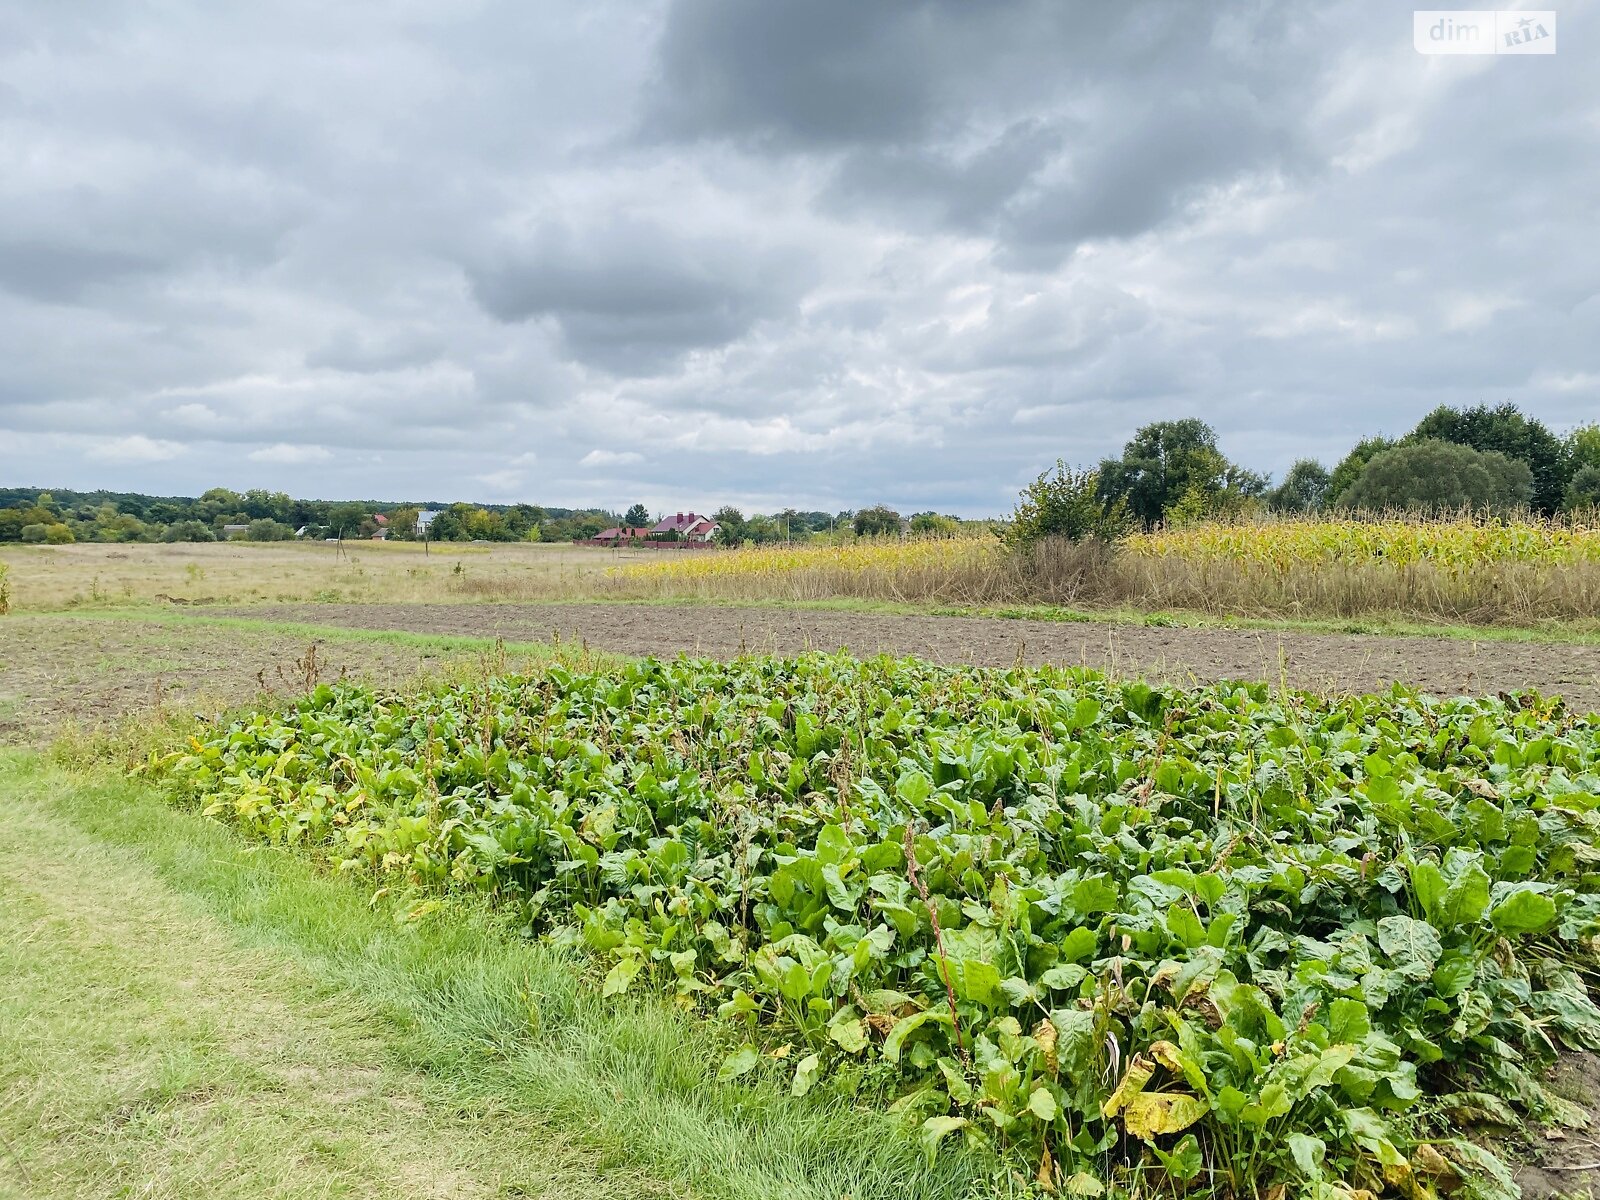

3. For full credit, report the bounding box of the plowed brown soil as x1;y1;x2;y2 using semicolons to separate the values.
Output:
221;602;1600;712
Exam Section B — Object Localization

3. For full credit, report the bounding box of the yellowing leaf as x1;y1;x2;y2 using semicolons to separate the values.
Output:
1121;1091;1210;1142
1101;1055;1155;1119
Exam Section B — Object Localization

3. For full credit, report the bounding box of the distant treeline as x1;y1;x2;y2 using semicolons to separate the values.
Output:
0;486;963;547
0;486;621;545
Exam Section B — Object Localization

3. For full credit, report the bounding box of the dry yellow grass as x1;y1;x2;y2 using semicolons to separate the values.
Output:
0;540;634;613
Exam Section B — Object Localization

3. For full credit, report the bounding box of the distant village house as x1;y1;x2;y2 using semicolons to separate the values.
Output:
574;511;720;549
649;512;719;543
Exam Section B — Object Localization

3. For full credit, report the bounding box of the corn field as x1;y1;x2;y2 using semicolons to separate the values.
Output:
611;520;1600;626
1126;513;1600;571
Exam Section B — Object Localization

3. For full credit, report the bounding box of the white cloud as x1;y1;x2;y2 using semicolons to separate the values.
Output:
580;448;645;467
247;443;333;464
85;435;184;463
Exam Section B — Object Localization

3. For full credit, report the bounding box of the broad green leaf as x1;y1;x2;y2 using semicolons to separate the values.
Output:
919;1115;968;1162
1152;1133;1204;1182
1432;955;1477;998
828;1015;869;1054
1344;1107;1404;1167
814;823;852;867
1061;927;1099;962
717;1044;761;1082
1326;997;1371;1044
1050;1008;1099;1075
1040;963;1088;991
602;954;643;997
1377;915;1442;979
952;958;1004;1008
883;1010;947;1064
1287;1132;1325;1178
1026;1086;1059;1122
1490;887;1557;936
790;1052;820;1097
1074;876;1119;914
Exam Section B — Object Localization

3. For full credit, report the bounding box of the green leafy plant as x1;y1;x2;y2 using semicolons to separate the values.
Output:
161;654;1600;1199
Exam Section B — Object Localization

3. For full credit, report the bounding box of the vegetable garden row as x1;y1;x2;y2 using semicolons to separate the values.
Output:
163;652;1600;1199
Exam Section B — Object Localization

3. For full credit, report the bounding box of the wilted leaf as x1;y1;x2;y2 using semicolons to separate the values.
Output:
1102;1055;1155;1119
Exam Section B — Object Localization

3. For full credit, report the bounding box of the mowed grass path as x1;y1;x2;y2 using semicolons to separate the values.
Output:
0;757;989;1200
0;763;678;1200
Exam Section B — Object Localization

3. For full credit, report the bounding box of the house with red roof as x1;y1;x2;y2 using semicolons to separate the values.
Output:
592;525;652;545
649;512;720;543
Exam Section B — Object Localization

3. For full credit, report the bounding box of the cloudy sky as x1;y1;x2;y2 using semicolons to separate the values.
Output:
1;2;1595;515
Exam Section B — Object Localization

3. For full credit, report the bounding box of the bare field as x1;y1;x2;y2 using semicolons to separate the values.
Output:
203;602;1600;712
0;615;478;745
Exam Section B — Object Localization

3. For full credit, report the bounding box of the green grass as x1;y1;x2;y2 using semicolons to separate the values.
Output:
0;753;1000;1200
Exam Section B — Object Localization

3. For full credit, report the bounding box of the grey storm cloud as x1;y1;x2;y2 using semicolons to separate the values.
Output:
465;216;814;374
1;0;1597;513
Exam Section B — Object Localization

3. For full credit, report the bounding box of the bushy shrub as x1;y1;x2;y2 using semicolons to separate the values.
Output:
162;520;216;543
20;522;74;544
245;518;296;541
1004;461;1128;548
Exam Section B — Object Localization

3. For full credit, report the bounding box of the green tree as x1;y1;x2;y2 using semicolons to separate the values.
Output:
909;511;961;536
1342;440;1532;514
1565;465;1600;511
852;505;902;537
624;503;650;527
195;488;243;522
1267;459;1332;513
1566;424;1600;488
385;506;420;541
1406;402;1568;514
1003;463;1128;548
326;502;370;539
1326;436;1394;508
711;506;747;546
1096;419;1261;528
241;489;294;522
744;514;782;543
